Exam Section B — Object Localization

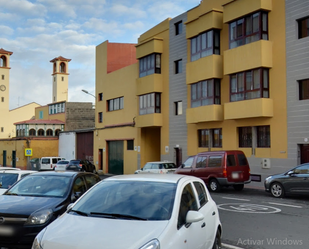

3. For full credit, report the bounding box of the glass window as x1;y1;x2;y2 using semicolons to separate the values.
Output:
299;79;309;100
237;153;248;166
182;156;194;168
108;97;123;111
191;79;221;107
98;112;103;123
227;155;236;166
257;125;270;148
175;21;183;35
174;59;182;74
175;101;183;115
139;93;161;115
298;17;309;39
139;53;161;77
196;156;207;168
208;156;222;167
127;140;134;150
239;127;252;147
193;182;208;207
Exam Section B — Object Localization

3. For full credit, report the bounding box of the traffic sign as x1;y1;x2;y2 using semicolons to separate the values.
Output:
25;148;33;156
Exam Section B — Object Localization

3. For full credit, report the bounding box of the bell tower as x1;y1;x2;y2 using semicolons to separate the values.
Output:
50;56;71;103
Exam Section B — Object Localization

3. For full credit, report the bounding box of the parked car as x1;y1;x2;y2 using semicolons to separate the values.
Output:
264;163;309;198
0;171;101;248
0;166;20;170
175;150;251;192
40;157;66;170
54;160;70;171
67;159;97;173
134;161;177;174
0;169;37;195
32;174;222;249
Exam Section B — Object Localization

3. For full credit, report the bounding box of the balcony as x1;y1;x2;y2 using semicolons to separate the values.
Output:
223;0;272;23
186;10;223;39
224;40;272;75
186;105;223;124
136;74;163;96
136;37;163;59
135;113;163;128
224;98;273;120
187;55;223;84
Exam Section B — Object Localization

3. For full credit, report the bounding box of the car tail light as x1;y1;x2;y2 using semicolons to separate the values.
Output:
51;164;53;168
223;169;227;177
79;164;82;168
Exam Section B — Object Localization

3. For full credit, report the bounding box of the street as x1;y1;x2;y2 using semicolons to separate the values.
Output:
211;186;309;249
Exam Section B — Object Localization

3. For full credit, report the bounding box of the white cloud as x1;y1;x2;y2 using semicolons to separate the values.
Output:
0;25;14;36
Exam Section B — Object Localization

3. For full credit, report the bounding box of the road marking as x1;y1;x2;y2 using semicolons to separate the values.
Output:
222;243;244;249
222;197;250;201
218;203;281;213
268;202;302;209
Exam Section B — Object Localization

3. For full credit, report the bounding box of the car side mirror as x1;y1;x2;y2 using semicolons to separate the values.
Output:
287;171;295;176
186;210;204;224
67;203;74;211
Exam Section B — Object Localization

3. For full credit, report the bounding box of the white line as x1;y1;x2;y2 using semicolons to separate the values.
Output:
268;202;302;209
222;243;244;249
221;197;250;202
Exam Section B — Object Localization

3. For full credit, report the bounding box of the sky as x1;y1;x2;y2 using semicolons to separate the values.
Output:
0;0;200;110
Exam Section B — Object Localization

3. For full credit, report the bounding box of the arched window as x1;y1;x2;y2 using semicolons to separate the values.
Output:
0;56;7;67
53;62;56;73
46;129;53;136
55;129;61;136
38;129;45;136
60;62;66;73
29;129;36;136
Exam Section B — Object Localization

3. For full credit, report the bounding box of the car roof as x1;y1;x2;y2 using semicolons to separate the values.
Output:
29;171;82;177
103;173;198;184
0;167;21;170
0;170;37;174
145;161;174;164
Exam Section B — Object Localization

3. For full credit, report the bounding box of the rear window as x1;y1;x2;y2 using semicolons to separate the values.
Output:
41;158;50;164
237;154;248;166
208;156;222;167
163;163;177;169
52;158;58;164
227;155;236;166
70;160;80;165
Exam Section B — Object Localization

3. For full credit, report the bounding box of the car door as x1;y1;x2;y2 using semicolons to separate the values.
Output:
176;183;205;249
141;163;152;173
176;156;195;176
284;165;309;193
191;156;207;182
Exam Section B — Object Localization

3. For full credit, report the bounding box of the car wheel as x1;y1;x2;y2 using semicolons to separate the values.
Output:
270;182;285;198
209;179;221;192
233;184;244;191
212;229;222;249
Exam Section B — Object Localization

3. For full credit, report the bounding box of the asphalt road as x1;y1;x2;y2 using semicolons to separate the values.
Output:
211;186;309;249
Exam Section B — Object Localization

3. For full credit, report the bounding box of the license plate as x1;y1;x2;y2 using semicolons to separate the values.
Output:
232;172;239;179
0;226;14;236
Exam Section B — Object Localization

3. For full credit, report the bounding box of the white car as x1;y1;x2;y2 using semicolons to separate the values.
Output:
134;161;178;174
32;174;222;249
0;169;37;195
54;160;70;171
0;167;21;170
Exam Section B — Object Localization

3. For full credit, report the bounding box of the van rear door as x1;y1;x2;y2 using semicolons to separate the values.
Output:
226;152;250;182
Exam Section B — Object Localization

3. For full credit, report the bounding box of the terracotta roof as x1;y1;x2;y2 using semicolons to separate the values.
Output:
50;56;71;62
14;119;65;125
0;48;13;55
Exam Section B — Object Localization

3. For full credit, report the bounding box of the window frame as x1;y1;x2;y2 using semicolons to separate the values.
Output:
98;93;103;101
198;128;222;148
107;97;124;112
239;127;252;147
127;140;134;150
175;21;183;35
298;17;309;39
174;59;182;74
139;93;161;115
98;112;103;123
257;125;270;148
139;53;161;78
174;101;183;115
191;79;221;107
299;79;309;100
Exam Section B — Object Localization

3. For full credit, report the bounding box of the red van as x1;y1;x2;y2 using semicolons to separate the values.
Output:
175;150;251;192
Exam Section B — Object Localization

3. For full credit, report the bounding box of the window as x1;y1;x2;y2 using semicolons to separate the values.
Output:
127;140;134;150
48;103;65;114
208;156;222;167
175;21;183;35
198;128;222;148
196;156;207;168
191;79;221;107
60;62;66;73
174;59;182;74
61;77;64;81
39;111;43;119
182;156;194;168
29;129;36;136
1;75;4;80
237;153;248;166
193;182;208;207
139;53;161;78
108;97;124;111
191;29;220;61
230;68;269;102
175;101;183;115
46;129;53;136
1;127;3;132
257;125;270;147
298;17;309;39
0;56;7;67
98;93;103;101
38;129;45;136
227;155;236;166
1;97;4;102
299;79;309;100
139;93;161;115
229;11;268;49
239;127;252;147
98;112;103;123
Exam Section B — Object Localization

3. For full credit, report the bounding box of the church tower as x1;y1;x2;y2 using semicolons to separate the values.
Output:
50;56;71;103
0;48;13;138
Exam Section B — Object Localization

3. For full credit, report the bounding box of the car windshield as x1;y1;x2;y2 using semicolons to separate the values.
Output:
71;180;176;221
5;175;71;197
0;173;18;189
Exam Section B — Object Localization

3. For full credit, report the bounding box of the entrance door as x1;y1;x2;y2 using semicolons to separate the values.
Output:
108;141;124;175
3;150;6;166
174;148;182;167
98;149;103;170
300;144;309;164
12;151;16;168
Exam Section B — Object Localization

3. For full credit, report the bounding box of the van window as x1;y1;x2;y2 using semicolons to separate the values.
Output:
227;155;236;166
208;156;222;167
237;154;248;166
52;158;58;164
196;156;207;168
41;158;50;164
182;157;194;168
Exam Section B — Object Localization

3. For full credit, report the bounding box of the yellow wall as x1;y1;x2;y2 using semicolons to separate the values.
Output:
186;0;287;160
35;105;49;120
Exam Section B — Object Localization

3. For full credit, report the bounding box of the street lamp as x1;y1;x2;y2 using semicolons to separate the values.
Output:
81;89;96;99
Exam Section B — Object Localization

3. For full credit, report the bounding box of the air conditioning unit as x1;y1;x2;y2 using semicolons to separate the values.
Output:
261;158;271;169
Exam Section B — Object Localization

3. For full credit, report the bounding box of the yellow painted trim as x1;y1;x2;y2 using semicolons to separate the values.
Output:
223;0;272;23
186;105;224;123
224;98;273;120
135;114;163;128
136;74;163;96
186;55;223;84
136;37;163;59
224;40;272;75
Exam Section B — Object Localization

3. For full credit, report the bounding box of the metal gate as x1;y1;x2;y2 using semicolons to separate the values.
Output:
108;141;123;175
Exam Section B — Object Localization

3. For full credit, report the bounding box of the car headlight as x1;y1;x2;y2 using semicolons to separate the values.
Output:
139;239;160;249
265;176;272;182
26;209;53;225
31;227;46;249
